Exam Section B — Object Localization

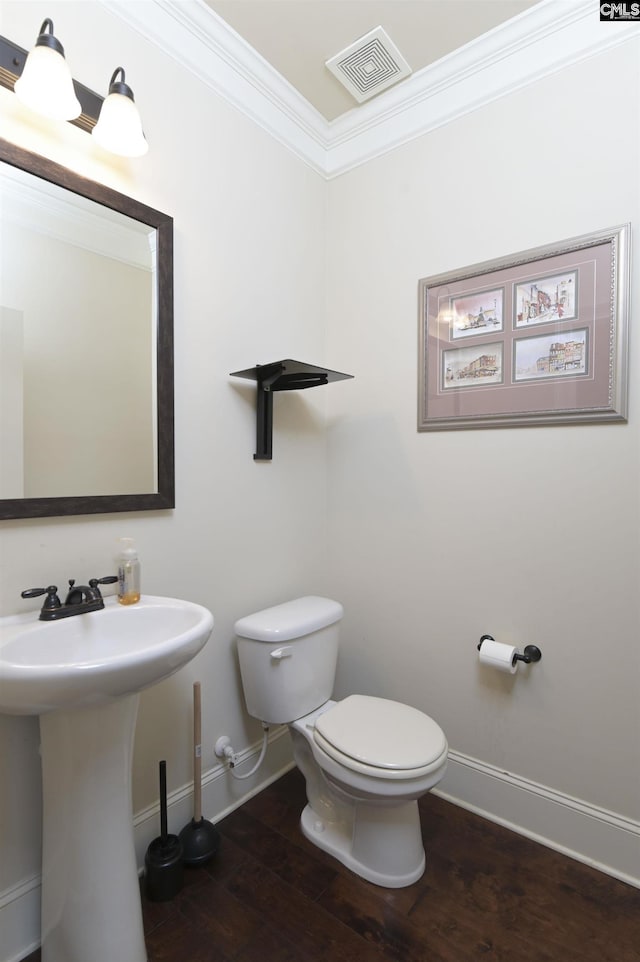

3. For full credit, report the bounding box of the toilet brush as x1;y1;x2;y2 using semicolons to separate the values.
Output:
144;760;184;901
179;681;220;865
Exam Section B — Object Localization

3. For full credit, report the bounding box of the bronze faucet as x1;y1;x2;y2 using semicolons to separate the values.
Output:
21;576;118;620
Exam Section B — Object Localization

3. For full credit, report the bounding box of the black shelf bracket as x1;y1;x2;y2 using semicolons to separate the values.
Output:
230;359;353;461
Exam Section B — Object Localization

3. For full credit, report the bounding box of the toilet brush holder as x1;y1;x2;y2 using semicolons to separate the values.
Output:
144;760;184;901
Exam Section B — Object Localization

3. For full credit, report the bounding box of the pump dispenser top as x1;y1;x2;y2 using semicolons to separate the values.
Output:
117;537;141;605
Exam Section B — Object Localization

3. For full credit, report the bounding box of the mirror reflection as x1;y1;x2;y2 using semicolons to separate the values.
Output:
0;140;174;519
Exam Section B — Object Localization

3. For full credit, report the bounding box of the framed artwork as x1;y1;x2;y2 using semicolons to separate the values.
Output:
418;224;630;430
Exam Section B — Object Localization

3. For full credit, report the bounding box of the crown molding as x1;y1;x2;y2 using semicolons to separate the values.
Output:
101;0;639;179
99;0;329;174
324;1;639;177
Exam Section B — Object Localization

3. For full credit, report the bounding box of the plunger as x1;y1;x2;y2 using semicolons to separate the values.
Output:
179;681;220;865
144;760;184;901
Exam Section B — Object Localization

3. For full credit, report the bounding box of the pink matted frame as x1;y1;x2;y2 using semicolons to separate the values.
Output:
418;225;630;431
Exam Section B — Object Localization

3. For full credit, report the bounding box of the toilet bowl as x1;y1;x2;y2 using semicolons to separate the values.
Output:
234;597;448;888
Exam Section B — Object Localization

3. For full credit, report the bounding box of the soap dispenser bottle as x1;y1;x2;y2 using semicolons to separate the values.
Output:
117;537;141;605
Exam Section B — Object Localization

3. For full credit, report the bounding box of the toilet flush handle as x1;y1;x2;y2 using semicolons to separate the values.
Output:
270;646;293;661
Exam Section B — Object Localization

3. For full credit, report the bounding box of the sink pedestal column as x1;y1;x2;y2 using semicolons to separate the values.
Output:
39;693;147;962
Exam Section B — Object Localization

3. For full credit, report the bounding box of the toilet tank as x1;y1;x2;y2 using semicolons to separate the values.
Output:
234;596;343;724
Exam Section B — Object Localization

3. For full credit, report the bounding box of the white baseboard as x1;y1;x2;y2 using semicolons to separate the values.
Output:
0;874;40;962
435;750;640;889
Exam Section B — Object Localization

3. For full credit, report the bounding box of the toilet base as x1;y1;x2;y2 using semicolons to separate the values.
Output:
299;800;426;888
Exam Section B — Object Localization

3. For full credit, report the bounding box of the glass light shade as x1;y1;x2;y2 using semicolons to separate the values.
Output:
14;42;81;121
92;91;148;158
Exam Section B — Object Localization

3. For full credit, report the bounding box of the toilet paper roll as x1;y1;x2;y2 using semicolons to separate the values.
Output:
479;638;518;674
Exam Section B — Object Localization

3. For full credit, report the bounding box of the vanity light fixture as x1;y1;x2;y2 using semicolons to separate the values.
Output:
13;19;81;121
0;23;148;157
92;68;148;158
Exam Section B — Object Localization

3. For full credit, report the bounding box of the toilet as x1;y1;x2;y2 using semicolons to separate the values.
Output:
234;596;448;888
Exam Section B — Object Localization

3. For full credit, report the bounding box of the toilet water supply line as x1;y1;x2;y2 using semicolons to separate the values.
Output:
216;723;270;780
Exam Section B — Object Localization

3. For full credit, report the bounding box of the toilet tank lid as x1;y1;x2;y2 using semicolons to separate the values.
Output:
234;596;343;642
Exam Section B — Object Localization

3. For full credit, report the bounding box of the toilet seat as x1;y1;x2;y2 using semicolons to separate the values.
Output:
313;694;447;780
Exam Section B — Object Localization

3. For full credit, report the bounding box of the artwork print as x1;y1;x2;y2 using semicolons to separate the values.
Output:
449;288;504;339
513;329;588;382
514;270;578;328
443;342;503;388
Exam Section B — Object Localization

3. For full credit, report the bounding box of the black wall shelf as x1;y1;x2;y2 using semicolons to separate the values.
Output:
230;359;353;461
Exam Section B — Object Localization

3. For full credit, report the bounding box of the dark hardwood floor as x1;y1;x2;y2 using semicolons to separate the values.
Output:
23;767;639;961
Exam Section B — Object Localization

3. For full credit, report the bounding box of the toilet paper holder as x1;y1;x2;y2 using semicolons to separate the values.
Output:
477;634;542;664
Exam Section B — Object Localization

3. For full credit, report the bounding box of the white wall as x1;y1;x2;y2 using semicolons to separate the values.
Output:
325;40;640;855
0;3;327;957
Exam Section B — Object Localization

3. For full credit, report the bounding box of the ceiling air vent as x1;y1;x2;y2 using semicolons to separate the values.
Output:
325;25;412;104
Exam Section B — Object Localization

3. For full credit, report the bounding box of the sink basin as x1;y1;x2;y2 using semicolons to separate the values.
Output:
0;593;214;962
0;594;214;714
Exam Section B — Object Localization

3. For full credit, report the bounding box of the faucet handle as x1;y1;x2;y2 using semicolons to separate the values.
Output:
89;575;118;599
21;586;61;610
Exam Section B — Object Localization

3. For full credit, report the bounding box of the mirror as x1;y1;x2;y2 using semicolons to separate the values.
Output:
0;138;174;519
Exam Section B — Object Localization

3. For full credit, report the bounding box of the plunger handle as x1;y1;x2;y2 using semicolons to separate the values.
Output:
193;682;202;822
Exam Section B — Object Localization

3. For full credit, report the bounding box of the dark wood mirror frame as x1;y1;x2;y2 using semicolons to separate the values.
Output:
0;138;174;520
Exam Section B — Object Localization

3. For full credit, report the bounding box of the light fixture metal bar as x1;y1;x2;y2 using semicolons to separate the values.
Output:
0;35;103;132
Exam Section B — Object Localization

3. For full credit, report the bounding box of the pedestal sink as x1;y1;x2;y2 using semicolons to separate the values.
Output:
0;595;214;962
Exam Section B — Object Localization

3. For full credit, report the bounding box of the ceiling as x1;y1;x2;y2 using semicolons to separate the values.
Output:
205;0;542;122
